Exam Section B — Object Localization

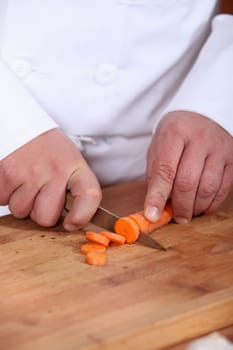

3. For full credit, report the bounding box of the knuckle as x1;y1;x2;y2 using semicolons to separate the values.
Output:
168;120;183;136
0;163;14;205
50;160;65;178
146;191;167;207
85;187;102;202
30;163;42;179
152;161;175;184
199;182;218;199
163;115;185;137
0;162;15;188
175;177;196;193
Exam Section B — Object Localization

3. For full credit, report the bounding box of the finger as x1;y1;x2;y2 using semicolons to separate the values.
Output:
172;143;205;223
8;184;39;218
63;166;102;231
0;162;21;205
193;155;224;216
206;163;233;214
30;181;66;227
144;131;184;221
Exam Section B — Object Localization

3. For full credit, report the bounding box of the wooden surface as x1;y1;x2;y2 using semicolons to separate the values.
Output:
0;181;233;350
220;0;233;14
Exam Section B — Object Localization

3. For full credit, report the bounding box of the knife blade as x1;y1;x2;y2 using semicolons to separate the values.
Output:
65;192;166;251
92;207;166;251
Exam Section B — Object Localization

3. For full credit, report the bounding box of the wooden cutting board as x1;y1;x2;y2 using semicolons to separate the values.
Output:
0;181;233;350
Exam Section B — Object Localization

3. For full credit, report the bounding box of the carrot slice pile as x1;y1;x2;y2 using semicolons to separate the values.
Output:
86;231;110;247
86;251;107;266
99;231;126;245
81;242;106;255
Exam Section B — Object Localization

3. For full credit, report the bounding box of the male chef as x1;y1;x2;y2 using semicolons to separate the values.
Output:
0;0;232;230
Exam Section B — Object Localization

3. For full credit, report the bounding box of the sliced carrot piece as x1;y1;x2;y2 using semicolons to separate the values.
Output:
81;242;106;255
86;231;110;247
99;231;126;245
114;217;140;243
129;212;154;234
86;251;107;266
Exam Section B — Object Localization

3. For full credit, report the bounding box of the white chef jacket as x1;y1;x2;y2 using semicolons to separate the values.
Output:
0;1;233;216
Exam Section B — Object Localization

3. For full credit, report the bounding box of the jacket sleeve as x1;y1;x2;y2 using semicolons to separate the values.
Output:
164;14;233;136
0;59;58;160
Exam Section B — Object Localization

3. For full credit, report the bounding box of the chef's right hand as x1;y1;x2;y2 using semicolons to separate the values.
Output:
0;128;102;231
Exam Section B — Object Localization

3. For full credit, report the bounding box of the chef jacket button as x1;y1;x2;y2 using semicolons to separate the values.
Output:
11;59;32;79
94;63;118;85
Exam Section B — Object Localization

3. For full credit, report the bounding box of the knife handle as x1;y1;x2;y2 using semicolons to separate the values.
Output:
64;191;72;212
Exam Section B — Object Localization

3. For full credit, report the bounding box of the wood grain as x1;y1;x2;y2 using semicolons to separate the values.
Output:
0;181;233;350
220;0;233;14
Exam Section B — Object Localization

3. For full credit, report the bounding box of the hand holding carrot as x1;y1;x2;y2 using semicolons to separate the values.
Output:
144;111;233;224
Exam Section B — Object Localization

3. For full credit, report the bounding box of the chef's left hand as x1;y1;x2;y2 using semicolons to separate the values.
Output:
144;111;233;223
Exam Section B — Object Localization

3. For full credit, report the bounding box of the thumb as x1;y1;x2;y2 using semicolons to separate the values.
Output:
63;164;102;231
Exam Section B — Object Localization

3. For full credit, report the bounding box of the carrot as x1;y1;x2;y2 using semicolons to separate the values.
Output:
114;217;140;243
86;231;110;247
152;201;173;228
128;212;155;234
128;201;172;234
114;202;173;241
86;251;107;266
81;242;106;255
99;231;126;245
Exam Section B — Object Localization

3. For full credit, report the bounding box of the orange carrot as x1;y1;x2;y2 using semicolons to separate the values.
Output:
86;231;110;247
151;201;173;228
86;251;107;266
114;217;140;243
81;242;106;255
129;201;173;234
128;212;155;234
114;202;173;241
99;231;126;245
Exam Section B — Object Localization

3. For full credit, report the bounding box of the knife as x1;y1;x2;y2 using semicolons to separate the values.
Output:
65;193;166;251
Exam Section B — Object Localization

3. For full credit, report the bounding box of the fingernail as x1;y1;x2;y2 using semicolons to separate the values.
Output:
64;224;80;232
145;206;160;222
175;217;189;224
